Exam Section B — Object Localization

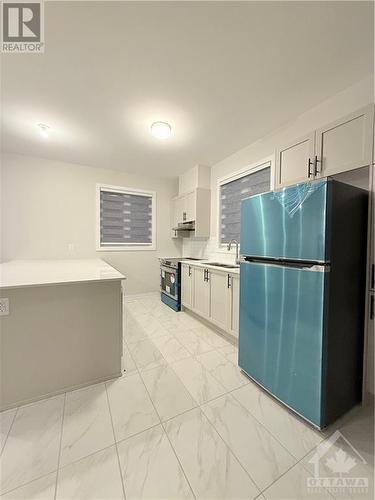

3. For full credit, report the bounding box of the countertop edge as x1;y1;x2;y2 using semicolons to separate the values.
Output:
180;260;240;274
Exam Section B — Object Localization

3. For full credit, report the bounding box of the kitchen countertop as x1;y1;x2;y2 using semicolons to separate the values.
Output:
180;260;240;274
0;259;126;289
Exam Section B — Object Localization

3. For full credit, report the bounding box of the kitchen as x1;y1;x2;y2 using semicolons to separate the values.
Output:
0;2;374;500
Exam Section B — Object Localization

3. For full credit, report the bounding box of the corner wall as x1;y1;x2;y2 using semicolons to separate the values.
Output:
0;153;182;294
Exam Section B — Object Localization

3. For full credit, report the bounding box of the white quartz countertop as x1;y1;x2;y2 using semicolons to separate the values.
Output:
180;260;240;274
0;259;126;288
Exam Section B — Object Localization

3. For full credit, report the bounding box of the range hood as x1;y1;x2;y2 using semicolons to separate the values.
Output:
172;221;195;234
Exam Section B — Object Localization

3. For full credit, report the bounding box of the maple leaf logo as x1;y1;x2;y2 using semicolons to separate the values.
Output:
325;449;357;475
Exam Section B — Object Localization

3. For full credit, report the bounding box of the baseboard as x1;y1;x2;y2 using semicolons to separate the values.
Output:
0;371;122;412
182;307;238;346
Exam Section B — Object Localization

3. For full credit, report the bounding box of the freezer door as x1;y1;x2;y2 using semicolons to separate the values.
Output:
239;261;327;427
240;180;328;262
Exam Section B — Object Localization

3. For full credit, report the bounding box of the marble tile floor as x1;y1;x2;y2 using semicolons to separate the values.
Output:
0;292;373;500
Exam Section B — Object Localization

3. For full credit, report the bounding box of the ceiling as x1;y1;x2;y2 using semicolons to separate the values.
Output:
1;1;374;178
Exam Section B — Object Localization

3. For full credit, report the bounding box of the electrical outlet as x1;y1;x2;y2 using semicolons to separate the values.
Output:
0;298;9;316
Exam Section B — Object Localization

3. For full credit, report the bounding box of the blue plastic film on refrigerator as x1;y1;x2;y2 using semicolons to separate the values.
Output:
240;180;328;262
239;261;326;427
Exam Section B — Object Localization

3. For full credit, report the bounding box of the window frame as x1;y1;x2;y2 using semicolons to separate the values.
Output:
216;156;274;252
96;183;157;252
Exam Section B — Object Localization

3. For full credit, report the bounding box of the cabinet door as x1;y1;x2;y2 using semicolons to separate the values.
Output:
171;198;179;234
209;270;230;331
176;196;185;224
275;132;315;188
192;267;210;319
185;191;196;222
228;275;240;338
181;264;193;309
316;105;374;177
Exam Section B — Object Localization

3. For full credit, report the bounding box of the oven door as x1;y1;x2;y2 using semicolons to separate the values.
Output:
160;265;178;300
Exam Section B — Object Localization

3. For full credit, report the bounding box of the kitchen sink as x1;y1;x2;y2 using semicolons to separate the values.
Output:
204;262;240;269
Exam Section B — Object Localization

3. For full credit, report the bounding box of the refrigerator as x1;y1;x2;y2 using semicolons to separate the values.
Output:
239;178;368;429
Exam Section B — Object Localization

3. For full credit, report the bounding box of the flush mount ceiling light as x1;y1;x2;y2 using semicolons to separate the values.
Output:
37;123;50;138
150;121;171;140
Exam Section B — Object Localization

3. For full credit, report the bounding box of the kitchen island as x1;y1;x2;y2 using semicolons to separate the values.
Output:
0;259;125;410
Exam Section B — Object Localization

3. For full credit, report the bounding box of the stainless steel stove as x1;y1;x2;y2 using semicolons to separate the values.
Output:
159;257;203;311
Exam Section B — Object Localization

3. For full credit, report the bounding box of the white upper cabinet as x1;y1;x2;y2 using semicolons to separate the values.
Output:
171;188;210;238
183;191;196;222
171;196;184;228
275;104;374;188
209;270;230;331
315;105;374;178
275;132;315;188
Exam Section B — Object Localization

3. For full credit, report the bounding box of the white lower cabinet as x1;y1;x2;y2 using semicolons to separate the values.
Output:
227;274;240;338
181;264;193;308
182;264;239;338
209;270;230;331
192;266;210;318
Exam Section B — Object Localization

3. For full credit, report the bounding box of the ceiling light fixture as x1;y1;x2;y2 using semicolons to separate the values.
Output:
37;123;50;139
151;121;171;140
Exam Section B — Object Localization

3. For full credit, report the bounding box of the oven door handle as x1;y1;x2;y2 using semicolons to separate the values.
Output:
161;265;176;274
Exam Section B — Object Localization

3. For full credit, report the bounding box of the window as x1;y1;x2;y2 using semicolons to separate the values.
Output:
97;184;156;251
219;163;271;245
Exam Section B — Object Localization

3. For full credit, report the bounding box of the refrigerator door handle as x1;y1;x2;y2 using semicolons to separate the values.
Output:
240;258;329;272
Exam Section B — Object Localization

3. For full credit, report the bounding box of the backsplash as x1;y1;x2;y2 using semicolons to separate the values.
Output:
182;237;238;265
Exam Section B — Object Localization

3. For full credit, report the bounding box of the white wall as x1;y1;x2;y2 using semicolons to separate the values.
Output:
0;153;182;294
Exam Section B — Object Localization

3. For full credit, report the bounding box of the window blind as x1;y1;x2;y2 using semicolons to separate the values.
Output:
100;189;153;245
220;167;270;244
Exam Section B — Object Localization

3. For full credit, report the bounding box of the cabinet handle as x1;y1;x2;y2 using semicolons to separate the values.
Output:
307;158;314;178
314;155;321;174
370;295;374;320
183;212;186;221
227;273;231;288
188;265;191;277
206;269;210;282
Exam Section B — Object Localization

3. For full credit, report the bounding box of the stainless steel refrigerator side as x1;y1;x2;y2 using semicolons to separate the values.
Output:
320;179;368;426
238;261;327;427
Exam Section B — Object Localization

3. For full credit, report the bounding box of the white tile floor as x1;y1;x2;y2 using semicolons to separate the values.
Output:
0;292;373;500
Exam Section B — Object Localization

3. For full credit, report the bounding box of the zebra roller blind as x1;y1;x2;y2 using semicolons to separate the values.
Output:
220;166;271;244
100;188;154;246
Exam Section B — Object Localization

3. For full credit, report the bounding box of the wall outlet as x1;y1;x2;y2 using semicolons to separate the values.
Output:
0;298;9;316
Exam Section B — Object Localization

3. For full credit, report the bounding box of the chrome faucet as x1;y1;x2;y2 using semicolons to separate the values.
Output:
227;239;240;265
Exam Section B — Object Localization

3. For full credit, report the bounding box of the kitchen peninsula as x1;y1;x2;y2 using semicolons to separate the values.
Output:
0;259;125;410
